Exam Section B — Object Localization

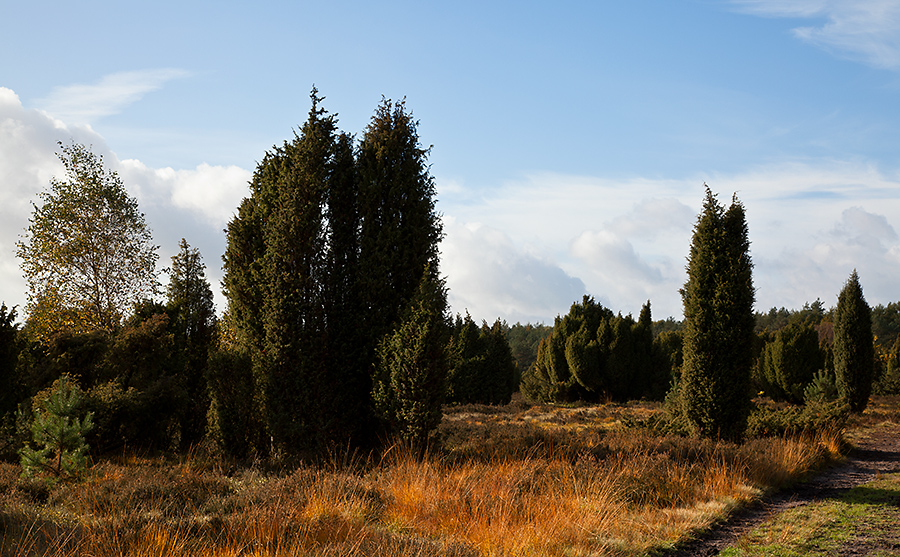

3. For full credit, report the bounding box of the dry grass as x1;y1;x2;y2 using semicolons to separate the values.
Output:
0;397;856;557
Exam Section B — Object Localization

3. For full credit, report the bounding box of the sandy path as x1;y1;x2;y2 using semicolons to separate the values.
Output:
665;423;900;556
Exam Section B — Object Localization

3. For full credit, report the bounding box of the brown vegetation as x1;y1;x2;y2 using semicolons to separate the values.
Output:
1;396;853;557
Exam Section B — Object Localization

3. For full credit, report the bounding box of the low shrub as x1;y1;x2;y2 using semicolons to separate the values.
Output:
745;399;850;439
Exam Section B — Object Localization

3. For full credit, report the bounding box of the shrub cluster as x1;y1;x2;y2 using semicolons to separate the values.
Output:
520;297;672;404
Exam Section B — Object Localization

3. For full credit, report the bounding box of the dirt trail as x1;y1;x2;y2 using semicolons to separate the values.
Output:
665;424;900;556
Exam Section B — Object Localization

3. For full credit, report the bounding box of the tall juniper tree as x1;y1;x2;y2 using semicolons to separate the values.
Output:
680;187;755;441
357;98;443;344
357;98;446;441
833;270;875;413
222;91;445;453
222;89;362;452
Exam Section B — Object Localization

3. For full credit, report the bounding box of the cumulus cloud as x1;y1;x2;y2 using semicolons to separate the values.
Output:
731;0;900;70
0;86;103;310
441;218;586;324
118;159;251;227
35;69;191;124
438;160;900;322
754;205;900;310
569;198;694;320
0;86;249;314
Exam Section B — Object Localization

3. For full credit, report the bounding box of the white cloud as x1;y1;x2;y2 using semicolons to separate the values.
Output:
118;159;251;227
35;69;191;124
731;0;900;70
438;160;900;322
5;79;900;327
0;86;104;310
569;198;695;319
441;218;586;324
0;86;247;315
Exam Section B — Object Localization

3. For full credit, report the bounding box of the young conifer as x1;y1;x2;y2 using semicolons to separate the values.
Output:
20;375;94;478
833;270;875;413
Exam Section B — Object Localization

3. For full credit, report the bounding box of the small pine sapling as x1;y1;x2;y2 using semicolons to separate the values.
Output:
20;375;94;478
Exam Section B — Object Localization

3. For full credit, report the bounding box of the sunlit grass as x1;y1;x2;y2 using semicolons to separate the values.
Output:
0;398;861;557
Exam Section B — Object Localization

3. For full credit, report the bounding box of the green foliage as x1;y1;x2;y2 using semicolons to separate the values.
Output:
804;369;839;404
446;314;517;405
833;270;875;413
755;299;826;334
99;311;186;450
745;399;849;439
520;297;667;404
15;309;190;453
480;319;518;405
166;239;217;447
871;301;900;351
874;339;900;395
652;317;683;336
16;330;109;396
81;379;140;454
16;142;159;341
758;322;824;404
503;322;552;377
20;375;94;478
0;304;22;421
372;269;449;452
205;348;257;458
680;187;755;441
357;97;442;345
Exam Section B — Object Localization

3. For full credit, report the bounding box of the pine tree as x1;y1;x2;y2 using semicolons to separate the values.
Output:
20;375;94;478
833;270;875;413
680;187;754;441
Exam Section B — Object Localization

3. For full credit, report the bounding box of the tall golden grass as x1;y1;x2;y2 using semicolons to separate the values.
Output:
0;401;849;557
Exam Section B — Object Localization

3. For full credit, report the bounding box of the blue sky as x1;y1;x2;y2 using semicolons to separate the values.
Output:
3;0;900;324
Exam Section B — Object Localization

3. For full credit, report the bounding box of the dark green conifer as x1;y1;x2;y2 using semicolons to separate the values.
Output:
446;315;517;405
760;323;823;404
166;239;217;446
833;270;875;413
371;268;449;452
521;296;666;403
0;304;20;422
357;98;442;343
222;90;363;452
480;319;517;405
446;313;484;403
680;187;754;441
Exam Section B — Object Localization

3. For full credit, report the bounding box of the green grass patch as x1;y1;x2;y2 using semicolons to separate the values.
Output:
721;472;900;557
